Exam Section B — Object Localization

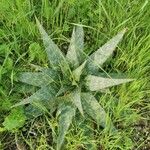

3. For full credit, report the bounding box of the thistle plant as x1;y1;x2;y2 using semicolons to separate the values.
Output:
13;18;134;150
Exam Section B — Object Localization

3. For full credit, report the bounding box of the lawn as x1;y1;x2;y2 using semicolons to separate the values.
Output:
0;0;149;150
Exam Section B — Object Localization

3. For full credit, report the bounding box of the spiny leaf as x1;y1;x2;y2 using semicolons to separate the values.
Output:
87;29;126;73
36;18;68;69
12;84;58;107
57;103;76;150
18;72;53;87
71;88;83;116
86;75;134;91
72;61;86;82
59;60;71;77
42;68;60;84
66;26;84;68
25;105;43;118
81;93;107;128
25;99;58;119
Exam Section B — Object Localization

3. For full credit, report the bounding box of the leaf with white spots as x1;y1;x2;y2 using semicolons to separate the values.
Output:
71;88;83;116
72;61;86;81
81;93;107;127
18;71;55;87
36;18;69;72
86;75;134;91
12;84;58;107
66;26;84;68
87;29;126;73
57;103;76;150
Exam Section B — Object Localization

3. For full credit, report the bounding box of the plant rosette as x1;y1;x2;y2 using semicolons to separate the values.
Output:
12;18;134;150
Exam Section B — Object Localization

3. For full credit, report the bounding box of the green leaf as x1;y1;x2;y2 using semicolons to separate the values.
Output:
36;18;68;69
5;57;13;70
25;105;43;118
42;68;60;83
66;26;84;68
81;93;107;128
12;84;58;107
25;99;57;119
87;29;126;73
3;108;26;131
18;71;54;87
28;42;46;63
86;75;134;91
71;88;83;116
57;103;76;150
72;61;86;82
0;127;5;132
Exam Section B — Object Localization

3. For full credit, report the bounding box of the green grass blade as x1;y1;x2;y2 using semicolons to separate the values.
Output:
57;104;76;150
86;75;134;91
66;26;84;68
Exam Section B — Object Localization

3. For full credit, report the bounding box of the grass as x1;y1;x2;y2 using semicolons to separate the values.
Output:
0;0;149;149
